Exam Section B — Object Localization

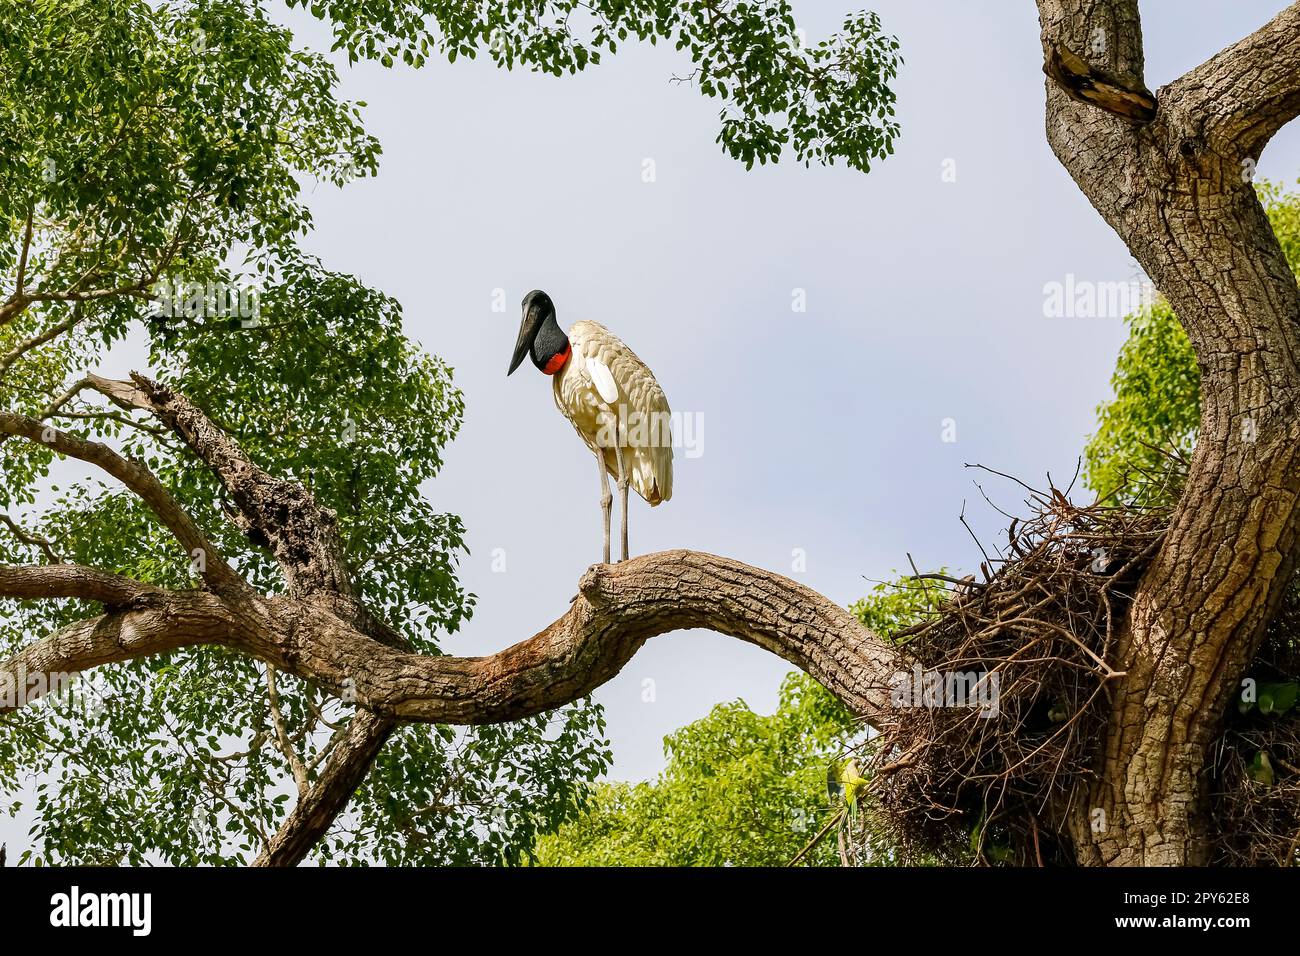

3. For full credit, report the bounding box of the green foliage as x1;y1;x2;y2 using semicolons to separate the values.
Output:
1082;300;1200;505
333;705;612;866
533;672;855;867
0;0;377;287
1083;180;1300;504
290;0;901;172
0;0;378;508
850;573;947;640
1258;179;1300;278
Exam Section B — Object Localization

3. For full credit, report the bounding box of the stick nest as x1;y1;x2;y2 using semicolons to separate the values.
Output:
861;483;1300;866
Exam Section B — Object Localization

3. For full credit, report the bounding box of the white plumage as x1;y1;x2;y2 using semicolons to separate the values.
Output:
508;291;673;563
554;319;673;507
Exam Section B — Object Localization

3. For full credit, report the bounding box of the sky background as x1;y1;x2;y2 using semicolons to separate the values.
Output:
278;0;1300;783
6;3;1300;859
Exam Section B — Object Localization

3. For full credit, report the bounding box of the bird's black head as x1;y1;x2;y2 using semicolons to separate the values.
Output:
508;289;570;376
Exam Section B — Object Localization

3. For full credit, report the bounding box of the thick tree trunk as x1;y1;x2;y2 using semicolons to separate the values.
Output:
1039;0;1300;865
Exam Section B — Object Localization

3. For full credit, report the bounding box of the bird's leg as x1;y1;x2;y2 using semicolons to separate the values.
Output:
620;478;630;562
595;442;612;564
613;440;629;562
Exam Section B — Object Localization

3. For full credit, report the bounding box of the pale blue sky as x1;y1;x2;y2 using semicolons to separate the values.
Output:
5;3;1300;859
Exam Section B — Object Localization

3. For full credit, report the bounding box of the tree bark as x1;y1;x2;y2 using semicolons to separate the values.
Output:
253;710;396;867
1;549;901;724
1037;0;1300;865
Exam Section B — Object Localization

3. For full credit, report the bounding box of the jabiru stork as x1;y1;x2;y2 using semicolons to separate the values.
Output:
508;290;673;563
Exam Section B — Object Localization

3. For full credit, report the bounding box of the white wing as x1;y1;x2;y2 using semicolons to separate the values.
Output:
586;354;619;406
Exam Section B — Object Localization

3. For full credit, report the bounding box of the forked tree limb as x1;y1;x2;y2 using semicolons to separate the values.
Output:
69;380;901;723
1164;1;1300;156
0;409;246;596
1035;0;1300;864
1038;0;1300;154
87;373;356;600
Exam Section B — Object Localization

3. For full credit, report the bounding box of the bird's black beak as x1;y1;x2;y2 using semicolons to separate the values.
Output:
508;305;542;376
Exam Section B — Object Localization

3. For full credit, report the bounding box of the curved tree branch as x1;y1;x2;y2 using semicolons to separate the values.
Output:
369;550;900;724
0;544;900;865
0;550;901;725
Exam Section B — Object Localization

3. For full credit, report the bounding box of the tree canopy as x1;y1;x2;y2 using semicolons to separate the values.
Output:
291;0;902;172
0;0;611;865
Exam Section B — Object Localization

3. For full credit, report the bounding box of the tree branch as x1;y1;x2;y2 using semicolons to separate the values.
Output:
0;592;241;713
0;514;62;563
253;710;396;867
0;373;906;865
27;282;155;307
13;210;33;298
1164;0;1300;156
0;307;86;380
0;562;158;605
0;410;247;596
266;664;310;795
87;373;356;599
0;213;36;330
0;550;905;726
